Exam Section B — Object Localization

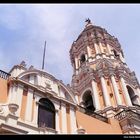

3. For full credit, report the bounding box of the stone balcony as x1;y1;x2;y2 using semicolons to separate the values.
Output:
114;108;140;134
0;70;11;80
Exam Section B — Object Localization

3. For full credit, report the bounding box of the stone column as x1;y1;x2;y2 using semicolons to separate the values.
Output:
106;44;111;55
99;43;106;58
16;84;24;117
8;85;13;103
99;43;105;58
91;80;101;110
120;77;132;106
110;75;122;105
100;76;111;107
37;75;42;86
69;106;77;134
107;44;114;59
78;59;81;68
55;109;60;133
61;102;67;134
99;43;103;53
87;46;92;62
85;54;88;60
25;88;34;121
32;95;40;125
87;46;91;57
75;57;78;69
10;84;17;104
75;95;79;104
136;88;140;104
8;84;19;116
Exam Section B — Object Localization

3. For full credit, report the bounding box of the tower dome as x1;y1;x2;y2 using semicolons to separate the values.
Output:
70;19;124;69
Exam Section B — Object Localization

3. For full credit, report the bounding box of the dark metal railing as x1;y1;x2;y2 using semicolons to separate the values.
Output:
78;105;108;123
0;70;11;80
114;109;140;121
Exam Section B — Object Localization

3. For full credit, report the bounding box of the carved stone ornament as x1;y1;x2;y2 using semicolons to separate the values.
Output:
8;103;19;115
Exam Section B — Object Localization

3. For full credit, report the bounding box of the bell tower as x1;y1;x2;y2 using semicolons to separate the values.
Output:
70;19;140;122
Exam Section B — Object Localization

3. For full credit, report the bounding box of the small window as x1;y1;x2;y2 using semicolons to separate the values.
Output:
113;50;119;57
80;54;86;63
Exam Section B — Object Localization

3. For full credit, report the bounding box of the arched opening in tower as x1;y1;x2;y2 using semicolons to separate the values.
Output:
82;90;95;112
113;49;119;58
80;54;86;64
126;85;138;105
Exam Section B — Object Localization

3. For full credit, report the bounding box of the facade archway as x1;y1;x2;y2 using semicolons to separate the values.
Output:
82;90;95;112
38;98;55;129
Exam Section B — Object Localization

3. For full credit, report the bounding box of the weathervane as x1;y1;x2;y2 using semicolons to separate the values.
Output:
85;18;91;24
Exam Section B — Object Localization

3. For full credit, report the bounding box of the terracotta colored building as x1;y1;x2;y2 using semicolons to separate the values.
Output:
0;20;140;134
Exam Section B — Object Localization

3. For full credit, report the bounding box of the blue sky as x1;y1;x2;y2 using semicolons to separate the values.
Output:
0;4;140;85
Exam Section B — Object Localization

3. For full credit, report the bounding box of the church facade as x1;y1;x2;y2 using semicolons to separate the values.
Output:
0;20;140;134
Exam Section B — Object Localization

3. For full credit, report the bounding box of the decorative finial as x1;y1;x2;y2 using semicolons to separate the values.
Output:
29;65;34;70
20;61;26;67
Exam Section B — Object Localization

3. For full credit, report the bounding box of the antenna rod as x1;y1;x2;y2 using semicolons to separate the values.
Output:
42;41;46;70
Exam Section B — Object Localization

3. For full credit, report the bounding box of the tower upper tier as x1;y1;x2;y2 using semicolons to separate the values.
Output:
69;20;125;70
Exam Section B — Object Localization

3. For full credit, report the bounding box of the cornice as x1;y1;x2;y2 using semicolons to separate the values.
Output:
10;78;77;107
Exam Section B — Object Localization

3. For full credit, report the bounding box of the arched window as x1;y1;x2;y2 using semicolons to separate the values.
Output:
126;85;137;105
80;54;86;63
82;90;95;112
113;50;119;57
38;98;55;129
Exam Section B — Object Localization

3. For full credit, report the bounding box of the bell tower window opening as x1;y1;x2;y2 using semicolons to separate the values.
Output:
82;90;95;112
80;54;86;63
126;85;137;105
113;49;119;58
